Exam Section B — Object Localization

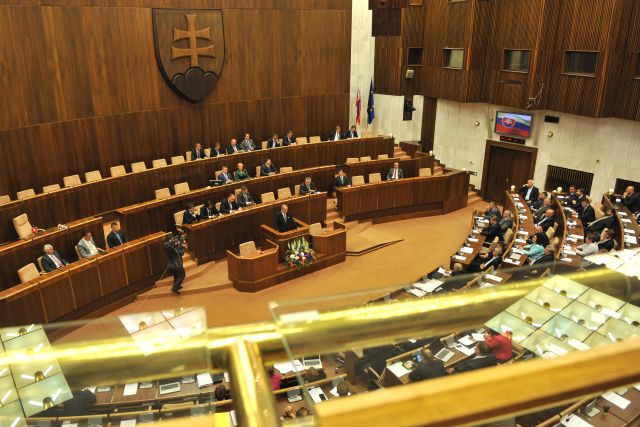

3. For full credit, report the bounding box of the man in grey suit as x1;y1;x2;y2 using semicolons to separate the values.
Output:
386;162;404;180
76;231;106;259
240;133;257;151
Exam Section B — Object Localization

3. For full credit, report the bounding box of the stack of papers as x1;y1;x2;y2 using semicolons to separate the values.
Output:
602;391;631;409
307;386;328;403
387;361;411;377
457;335;475;346
484;274;503;283
197;372;213;388
122;383;138;396
274;360;304;374
471;333;485;342
407;288;427;297
414;279;443;293
460;247;474;254
456;345;475;356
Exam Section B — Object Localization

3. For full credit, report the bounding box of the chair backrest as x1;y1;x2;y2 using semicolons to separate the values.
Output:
13;213;33;239
256;166;262;177
346;157;359;164
37;256;44;273
309;136;321;143
377;154;389;160
110;165;127;177
551;236;560;250
63;174;82;188
174;182;190;195
487;237;499;252
239;241;258;258
280;166;293;173
296;137;308;144
215;201;221;211
360;156;372;162
171;155;185;165
369;173;382;183
261;140;268;149
352;175;365;186
309;223;323;236
546;227;555;240
42;184;61;194
594;202;605;219
85;170;103;183
234;188;242;197
155;187;171;200
132;161;148;172
419;167;432;177
185;151;192;161
174;211;183;227
152;158;167;168
16;189;36;200
18;263;40;283
0;195;10;205
204;148;211;157
294;184;301;195
277;187;292;199
261;192;275;203
503;228;514;244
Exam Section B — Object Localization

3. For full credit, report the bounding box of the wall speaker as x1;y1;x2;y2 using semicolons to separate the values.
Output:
405;69;414;79
544;115;560;124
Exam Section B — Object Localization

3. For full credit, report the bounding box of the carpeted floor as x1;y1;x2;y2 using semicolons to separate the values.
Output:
58;201;484;343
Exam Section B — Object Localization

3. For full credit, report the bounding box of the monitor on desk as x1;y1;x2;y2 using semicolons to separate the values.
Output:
208;179;223;187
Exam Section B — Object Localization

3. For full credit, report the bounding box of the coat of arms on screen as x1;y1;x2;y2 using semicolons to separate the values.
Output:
153;9;225;103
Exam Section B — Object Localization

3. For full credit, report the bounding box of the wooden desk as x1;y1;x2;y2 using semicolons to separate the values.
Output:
335;171;469;222
501;192;535;269
617;206;640;249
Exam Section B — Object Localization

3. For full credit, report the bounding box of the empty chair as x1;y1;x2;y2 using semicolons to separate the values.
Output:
16;189;36;200
419;167;432;177
503;228;514;244
352;175;365;186
18;263;40;283
204;148;211;157
369;173;382;183
546;227;555;240
239;241;259;258
174;211;184;228
277;187;292;199
255;166;262;177
132;161;148;172
487;237;499;253
174;182;190;195
215;201;222;211
13;214;34;239
63;174;82;188
171;155;185;165
0;195;10;205
346;157;359;164
295;137;308;144
360;156;372;162
185;151;192;161
234;188;242;197
85;170;103;183
110;165;127;177
377;154;389;160
261;192;276;203
155;187;171;200
261;140;268;149
280;166;293;173
294;184;301;195
152;158;167;168
309;136;321;143
42;184;61;193
309;223;324;236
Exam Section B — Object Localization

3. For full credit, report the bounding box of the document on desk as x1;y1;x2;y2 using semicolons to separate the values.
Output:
60;423;78;427
471;333;485;342
456;345;475;357
453;255;466;262
122;383;138;396
624;229;636;234
625;235;638;244
83;387;96;394
458;335;475;346
484;274;503;283
460;247;474;254
570;234;584;240
387;361;411;378
120;420;137;427
274;360;304;374
468;237;479;243
517;230;529;236
602;391;631;409
329;386;351;397
407;288;426;298
197;372;213;388
622;218;632;223
415;279;443;293
307;386;328;403
560;414;594;427
515;238;527;244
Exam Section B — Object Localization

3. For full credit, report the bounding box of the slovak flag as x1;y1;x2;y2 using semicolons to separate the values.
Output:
355;89;362;125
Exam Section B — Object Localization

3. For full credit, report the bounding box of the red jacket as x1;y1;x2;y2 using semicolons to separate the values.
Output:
485;334;512;361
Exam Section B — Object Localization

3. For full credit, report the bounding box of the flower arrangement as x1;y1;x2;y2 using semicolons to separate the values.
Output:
283;237;316;269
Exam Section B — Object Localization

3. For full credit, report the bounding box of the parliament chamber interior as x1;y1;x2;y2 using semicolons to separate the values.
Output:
1;0;640;426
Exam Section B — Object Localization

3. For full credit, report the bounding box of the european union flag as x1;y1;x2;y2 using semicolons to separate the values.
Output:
367;79;375;125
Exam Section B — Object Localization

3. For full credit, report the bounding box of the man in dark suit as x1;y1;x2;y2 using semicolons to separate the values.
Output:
451;342;497;373
467;246;503;273
483;202;500;220
622;185;640;213
408;349;445;382
240;133;257;151
282;130;295;146
300;177;317;195
226;138;241;155
328;126;343;141
261;159;278;176
275;204;298;232
237;186;255;207
519;180;539;204
191;142;206;160
480;216;502;242
334;170;351;188
565;185;579;209
534;198;552;221
531;192;548;211
41;244;69;272
183;203;198;225
572;188;587;212
210;142;223;157
577;199;595;226
107;221;127;248
587;207;615;234
536;209;555;232
220;193;240;214
164;234;185;295
217;166;234;184
267;133;281;148
346;125;359;139
598;229;615;251
198;201;219;219
386;162;404;180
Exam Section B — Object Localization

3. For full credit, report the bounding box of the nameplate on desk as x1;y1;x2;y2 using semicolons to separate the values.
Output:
503;258;519;265
468;238;479;243
560;257;573;262
570;234;584;240
517;230;528;236
453;255;466;261
622;218;632;223
460;247;473;254
484;274;503;283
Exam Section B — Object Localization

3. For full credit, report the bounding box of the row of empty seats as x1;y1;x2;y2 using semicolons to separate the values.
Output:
346;154;389;163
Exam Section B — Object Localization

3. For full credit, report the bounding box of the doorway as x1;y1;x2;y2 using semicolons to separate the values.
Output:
481;140;537;204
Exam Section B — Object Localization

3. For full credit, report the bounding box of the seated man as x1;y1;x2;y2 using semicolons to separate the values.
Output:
77;231;106;259
386;162;404;180
576;233;599;268
237;186;255;207
282;130;295;146
519;179;539;204
234;162;250;181
210;142;223;157
300;177;317;195
198;200;219;219
571;188;587;212
335;380;350;397
467;246;503;273
531;192;548;211
191;142;206;160
408;349;445;382
261;159;278;176
587;207;615;235
240;132;257;151
183;203;199;224
217;166;234;184
42;244;69;272
598;229;615;252
483;202;500;220
267;133;280;148
346;125;359;139
480;215;502;242
450;342;497;373
484;329;512;363
533;198;552;221
577;198;595;226
535;209;555;232
107;221;127;248
334;169;351;188
220;193;240;214
499;210;513;233
275;204;297;232
328;125;343;141
565;185;579;208
226;138;241;155
621;185;640;213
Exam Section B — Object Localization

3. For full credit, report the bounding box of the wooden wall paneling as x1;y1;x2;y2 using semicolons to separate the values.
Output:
0;284;47;327
67;259;103;308
97;249;129;295
420;96;437;151
466;0;495;102
374;36;403;96
37;270;76;322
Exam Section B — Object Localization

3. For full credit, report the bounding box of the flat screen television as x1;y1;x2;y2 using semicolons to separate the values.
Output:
495;111;532;138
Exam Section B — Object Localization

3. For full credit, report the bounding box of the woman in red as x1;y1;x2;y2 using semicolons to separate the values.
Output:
484;329;512;362
268;366;283;390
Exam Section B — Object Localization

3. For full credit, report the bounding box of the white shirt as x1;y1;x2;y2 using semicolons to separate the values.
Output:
334;132;340;141
525;186;533;200
84;239;99;256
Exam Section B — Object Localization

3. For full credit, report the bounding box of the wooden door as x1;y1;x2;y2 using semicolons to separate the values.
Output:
481;141;537;205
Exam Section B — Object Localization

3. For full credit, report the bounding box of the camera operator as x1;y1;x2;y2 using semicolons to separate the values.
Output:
164;232;187;295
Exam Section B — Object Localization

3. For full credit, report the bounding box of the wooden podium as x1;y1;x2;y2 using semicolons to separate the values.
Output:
227;222;347;292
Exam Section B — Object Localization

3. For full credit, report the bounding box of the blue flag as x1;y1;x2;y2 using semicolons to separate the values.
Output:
367;79;375;125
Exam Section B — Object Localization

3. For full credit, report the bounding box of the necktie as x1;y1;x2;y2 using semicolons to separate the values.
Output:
116;233;123;245
394;169;398;179
233;146;237;152
51;254;62;268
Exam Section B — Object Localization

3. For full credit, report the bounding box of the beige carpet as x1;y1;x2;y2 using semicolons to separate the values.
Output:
346;224;403;255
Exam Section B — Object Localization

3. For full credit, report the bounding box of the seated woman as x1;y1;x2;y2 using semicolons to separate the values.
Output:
522;234;544;263
234;162;250;181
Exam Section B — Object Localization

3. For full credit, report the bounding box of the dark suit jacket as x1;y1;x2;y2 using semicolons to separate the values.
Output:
275;212;297;232
210;147;223;157
386;168;404;180
588;215;615;234
346;130;359;138
598;239;615;252
198;205;219;219
334;175;351;188
533;232;550;247
484;207;501;219
42;251;69;272
226;144;241;155
191;148;206;160
261;163;278;176
220;198;240;214
565;192;579;208
237;192;255;207
107;230;127;248
454;355;498;372
481;223;502;242
578;205;595;225
328;131;342;141
622;192;640;213
217;171;234;184
282;135;295;146
183;209;198;225
532;198;546;210
164;243;184;270
408;360;445;382
530;253;555;265
519;185;539;202
536;216;554;232
300;182;317;195
482;255;503;271
267;138;280;148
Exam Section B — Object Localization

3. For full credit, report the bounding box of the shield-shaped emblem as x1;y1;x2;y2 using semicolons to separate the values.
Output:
153;9;225;103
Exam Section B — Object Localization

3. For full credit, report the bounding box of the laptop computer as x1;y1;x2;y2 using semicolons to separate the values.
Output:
302;355;322;369
286;388;303;403
434;348;455;363
158;381;181;395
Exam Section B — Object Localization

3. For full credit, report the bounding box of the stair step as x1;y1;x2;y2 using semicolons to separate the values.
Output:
156;258;199;286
